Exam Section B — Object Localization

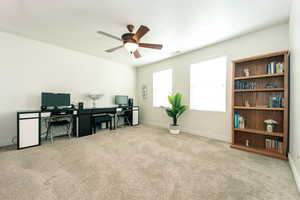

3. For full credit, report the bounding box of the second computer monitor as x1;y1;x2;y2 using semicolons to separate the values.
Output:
115;95;128;106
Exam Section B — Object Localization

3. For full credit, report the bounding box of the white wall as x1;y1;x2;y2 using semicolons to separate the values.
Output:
289;0;300;191
0;31;136;147
137;24;289;142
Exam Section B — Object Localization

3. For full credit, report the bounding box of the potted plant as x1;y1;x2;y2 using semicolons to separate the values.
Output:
163;92;188;134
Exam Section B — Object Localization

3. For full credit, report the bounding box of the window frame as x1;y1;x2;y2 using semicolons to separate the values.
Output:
152;68;173;108
189;56;227;113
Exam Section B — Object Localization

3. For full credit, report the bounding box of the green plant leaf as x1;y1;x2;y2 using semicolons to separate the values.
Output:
165;108;176;118
177;105;188;117
174;93;182;108
168;95;174;106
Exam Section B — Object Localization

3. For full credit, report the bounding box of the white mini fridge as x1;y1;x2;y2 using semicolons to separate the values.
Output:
131;106;139;126
17;112;41;149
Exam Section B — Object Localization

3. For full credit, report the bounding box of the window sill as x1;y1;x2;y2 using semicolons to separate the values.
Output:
189;108;226;113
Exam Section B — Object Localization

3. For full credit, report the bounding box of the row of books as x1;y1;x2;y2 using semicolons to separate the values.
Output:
269;96;283;108
234;113;245;128
235;80;256;89
265;136;283;153
267;62;284;74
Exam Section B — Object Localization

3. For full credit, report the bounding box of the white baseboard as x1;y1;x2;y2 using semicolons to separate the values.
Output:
143;121;230;143
0;140;13;147
182;127;230;143
289;153;300;193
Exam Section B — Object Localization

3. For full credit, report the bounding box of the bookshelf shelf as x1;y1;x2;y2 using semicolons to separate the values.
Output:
234;106;285;111
231;51;289;160
234;73;284;80
234;88;284;92
234;128;283;137
231;144;287;160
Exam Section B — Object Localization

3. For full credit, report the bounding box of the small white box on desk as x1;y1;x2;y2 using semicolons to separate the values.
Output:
41;112;51;118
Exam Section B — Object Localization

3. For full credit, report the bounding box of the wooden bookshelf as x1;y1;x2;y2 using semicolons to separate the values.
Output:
231;51;289;160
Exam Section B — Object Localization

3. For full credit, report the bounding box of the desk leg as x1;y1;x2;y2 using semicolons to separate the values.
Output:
114;114;116;130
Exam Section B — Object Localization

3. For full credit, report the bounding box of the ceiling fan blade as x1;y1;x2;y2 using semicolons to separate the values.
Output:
139;43;163;50
104;45;123;53
133;25;150;41
97;30;122;41
133;50;141;59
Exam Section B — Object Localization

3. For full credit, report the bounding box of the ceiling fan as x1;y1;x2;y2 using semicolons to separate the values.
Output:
97;24;163;59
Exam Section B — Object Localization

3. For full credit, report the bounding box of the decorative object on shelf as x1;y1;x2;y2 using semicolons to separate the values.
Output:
245;100;250;107
265;82;277;88
162;92;188;135
244;68;250;77
142;85;148;99
246;140;250;147
87;93;104;108
238;116;246;129
264;119;278;133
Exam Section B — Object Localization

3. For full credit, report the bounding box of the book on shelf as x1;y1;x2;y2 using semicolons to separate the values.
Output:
268;95;283;108
267;62;284;74
265;136;283;153
234;113;245;128
235;80;256;89
234;113;239;128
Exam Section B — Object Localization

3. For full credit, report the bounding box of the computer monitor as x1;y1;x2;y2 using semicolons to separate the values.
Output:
115;95;128;106
41;92;70;107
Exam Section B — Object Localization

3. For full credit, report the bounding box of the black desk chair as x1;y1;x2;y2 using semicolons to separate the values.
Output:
45;114;73;144
93;114;113;133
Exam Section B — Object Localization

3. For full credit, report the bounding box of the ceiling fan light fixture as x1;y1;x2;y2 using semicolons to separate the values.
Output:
99;24;163;59
124;41;138;53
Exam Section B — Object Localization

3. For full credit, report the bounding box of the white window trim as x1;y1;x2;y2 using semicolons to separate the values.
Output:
152;68;173;108
189;56;227;113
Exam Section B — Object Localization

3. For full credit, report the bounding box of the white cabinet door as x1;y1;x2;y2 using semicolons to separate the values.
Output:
19;118;39;148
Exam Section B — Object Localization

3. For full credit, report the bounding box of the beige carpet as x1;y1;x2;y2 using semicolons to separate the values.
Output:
0;125;299;200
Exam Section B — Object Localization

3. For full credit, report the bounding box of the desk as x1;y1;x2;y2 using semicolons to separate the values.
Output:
17;105;139;149
77;106;117;137
17;109;76;149
77;106;139;137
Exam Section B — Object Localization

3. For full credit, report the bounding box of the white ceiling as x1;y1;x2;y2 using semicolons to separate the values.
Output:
0;0;289;67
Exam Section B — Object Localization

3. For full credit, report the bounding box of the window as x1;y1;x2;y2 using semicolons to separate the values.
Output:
190;57;227;112
153;69;172;107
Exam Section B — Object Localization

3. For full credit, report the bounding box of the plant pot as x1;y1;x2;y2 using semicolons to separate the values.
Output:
169;125;180;134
